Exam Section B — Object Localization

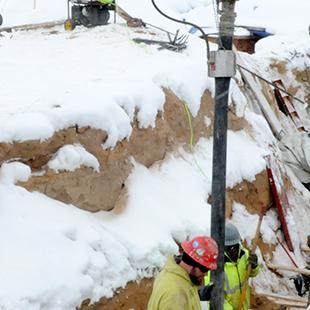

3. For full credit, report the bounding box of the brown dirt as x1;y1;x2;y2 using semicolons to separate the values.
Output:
79;278;154;310
78;278;280;310
270;60;287;76
17;88;216;212
227;169;276;259
226;170;272;218
251;293;280;310
292;67;310;106
14;87;249;212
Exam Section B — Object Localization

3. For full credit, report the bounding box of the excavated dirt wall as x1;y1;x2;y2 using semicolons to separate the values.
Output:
79;277;280;310
6;87;246;212
17;88;215;211
2;86;281;309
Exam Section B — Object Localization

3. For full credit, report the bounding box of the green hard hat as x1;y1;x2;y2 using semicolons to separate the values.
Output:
225;223;241;246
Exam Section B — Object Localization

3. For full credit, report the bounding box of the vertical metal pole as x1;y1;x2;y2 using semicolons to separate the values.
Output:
67;0;70;19
210;1;236;309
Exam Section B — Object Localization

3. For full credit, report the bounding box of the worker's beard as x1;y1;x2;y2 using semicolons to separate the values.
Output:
189;268;204;286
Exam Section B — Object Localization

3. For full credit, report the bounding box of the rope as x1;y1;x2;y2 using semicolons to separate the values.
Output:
182;102;207;179
150;0;210;58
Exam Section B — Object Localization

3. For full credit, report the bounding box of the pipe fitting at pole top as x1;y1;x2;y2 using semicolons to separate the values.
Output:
218;2;237;37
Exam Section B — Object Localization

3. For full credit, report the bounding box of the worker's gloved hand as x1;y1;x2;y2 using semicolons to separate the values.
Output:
248;253;258;269
198;283;214;301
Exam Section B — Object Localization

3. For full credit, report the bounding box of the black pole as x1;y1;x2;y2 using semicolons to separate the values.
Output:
210;1;236;309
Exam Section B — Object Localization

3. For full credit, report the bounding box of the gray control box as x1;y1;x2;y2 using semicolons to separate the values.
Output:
208;50;236;77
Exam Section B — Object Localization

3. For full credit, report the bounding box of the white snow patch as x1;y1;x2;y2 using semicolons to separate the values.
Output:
0;162;31;184
47;144;100;173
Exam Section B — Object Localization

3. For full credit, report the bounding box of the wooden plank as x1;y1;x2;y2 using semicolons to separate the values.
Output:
235;52;285;140
301;245;310;253
0;20;64;33
274;300;307;308
257;291;308;303
115;5;145;27
273;79;306;132
267;262;310;276
283;97;296;114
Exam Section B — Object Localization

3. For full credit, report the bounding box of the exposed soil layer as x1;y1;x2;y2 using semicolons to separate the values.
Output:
79;278;153;310
78;277;280;310
15;89;215;211
13;88;247;212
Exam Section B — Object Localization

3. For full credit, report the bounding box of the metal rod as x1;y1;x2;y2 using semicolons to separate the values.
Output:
276;235;299;268
237;204;266;310
67;0;70;19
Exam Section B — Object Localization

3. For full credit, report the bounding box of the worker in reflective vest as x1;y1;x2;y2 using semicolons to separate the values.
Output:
204;223;260;310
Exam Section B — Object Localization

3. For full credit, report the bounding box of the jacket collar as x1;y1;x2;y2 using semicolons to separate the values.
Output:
165;256;198;287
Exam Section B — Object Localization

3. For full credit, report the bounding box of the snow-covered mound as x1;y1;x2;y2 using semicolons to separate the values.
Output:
0;0;309;309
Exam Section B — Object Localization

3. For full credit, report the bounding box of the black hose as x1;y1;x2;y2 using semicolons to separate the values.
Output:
150;0;210;58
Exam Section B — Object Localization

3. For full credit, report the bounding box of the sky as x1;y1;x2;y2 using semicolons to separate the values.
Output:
0;0;310;309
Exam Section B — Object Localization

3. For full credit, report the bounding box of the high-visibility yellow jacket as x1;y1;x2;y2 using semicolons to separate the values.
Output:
98;0;114;4
147;256;202;310
205;247;260;310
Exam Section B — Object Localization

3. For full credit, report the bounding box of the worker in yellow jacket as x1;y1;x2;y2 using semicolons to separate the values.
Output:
204;223;260;310
147;235;219;310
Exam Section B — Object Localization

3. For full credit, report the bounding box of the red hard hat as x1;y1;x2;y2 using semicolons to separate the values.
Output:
181;236;218;270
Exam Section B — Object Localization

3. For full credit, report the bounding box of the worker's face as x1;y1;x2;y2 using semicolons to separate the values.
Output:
189;266;208;286
225;243;240;262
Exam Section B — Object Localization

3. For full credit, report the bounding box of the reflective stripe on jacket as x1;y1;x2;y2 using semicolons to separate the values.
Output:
205;247;260;310
147;256;202;310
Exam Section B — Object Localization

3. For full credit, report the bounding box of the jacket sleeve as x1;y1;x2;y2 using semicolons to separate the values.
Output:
250;263;260;277
244;248;260;278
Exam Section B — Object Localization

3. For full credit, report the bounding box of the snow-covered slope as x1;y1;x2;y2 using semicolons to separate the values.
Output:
0;0;310;309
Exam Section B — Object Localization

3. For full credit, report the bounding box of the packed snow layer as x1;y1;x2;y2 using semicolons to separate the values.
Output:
0;24;211;147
